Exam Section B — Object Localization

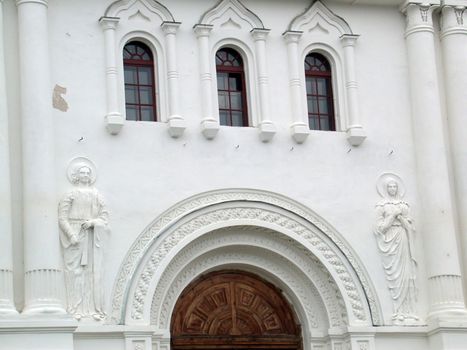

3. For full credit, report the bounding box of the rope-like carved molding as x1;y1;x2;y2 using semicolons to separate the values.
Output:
130;207;366;323
109;189;381;325
149;227;347;329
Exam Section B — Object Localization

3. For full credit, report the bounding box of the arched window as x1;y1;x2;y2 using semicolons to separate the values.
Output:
123;41;157;121
304;53;335;131
216;48;248;127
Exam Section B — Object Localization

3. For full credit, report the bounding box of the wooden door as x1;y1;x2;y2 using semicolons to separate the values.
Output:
171;270;302;350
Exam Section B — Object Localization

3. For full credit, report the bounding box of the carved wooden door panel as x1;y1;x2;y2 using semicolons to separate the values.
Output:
171;270;302;350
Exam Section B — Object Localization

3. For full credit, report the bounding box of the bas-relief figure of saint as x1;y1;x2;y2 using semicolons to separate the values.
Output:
374;174;418;324
58;158;109;321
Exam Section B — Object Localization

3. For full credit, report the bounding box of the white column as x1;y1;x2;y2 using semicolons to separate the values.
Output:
283;31;309;144
251;28;276;142
99;16;123;135
0;0;18;316
441;3;467;301
402;1;467;322
16;0;65;314
194;24;218;140
340;34;366;146
161;21;186;138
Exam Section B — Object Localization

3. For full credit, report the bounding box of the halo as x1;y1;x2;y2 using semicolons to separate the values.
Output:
376;172;405;198
66;157;97;185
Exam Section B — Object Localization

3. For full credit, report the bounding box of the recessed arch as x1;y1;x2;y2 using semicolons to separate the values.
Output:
170;270;302;350
109;189;383;329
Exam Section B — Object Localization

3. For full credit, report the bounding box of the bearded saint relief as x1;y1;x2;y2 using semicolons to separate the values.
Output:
374;173;418;325
58;157;109;321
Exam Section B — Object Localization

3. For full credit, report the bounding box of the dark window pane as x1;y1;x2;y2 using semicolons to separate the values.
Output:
125;86;138;104
218;91;229;109
308;97;318;113
318;97;328;113
231;111;244;126
139;86;153;105
124;66;137;84
320;117;330;130
317;78;326;95
217;73;228;90
126;106;137;121
230;92;242;109
141;106;154;121
229;76;240;90
138;67;152;85
306;77;313;94
219;111;229;126
309;116;317;130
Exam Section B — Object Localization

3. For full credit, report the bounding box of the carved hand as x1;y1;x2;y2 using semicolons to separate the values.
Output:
81;220;95;230
70;235;79;245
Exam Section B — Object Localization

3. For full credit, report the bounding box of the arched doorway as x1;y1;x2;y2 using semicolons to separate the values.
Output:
171;270;302;350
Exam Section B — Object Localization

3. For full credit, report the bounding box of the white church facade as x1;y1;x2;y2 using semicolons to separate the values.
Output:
1;0;467;349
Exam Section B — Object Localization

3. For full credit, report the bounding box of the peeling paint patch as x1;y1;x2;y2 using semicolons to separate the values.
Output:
52;84;69;112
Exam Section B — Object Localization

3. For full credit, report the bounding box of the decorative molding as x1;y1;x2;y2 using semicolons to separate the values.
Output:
109;189;381;326
148;227;348;331
288;0;353;35
103;0;175;22
199;0;265;29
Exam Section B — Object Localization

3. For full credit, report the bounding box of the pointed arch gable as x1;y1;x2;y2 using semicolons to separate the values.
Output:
109;189;383;328
288;0;353;35
104;0;175;22
199;0;265;29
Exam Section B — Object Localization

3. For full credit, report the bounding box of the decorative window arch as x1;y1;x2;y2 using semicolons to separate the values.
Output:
304;52;335;131
283;0;366;145
99;0;185;137
193;0;275;141
123;41;157;122
215;47;249;127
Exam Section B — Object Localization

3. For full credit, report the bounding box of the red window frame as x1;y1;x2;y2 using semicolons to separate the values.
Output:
304;52;336;131
123;41;157;122
216;48;249;127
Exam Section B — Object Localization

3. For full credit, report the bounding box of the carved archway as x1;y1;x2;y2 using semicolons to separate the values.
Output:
171;270;302;350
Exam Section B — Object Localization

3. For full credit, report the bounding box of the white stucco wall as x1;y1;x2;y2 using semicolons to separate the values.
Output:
2;0;467;349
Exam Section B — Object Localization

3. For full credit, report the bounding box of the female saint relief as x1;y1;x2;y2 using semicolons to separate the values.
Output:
58;159;108;320
375;175;418;324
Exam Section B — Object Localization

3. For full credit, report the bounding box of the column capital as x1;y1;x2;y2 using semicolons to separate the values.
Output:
340;34;360;47
250;28;270;41
401;2;440;36
193;24;213;38
441;4;467;36
16;0;48;6
161;21;181;35
282;30;303;44
99;16;119;31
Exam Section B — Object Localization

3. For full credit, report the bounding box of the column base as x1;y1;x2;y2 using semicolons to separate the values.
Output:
290;122;309;144
23;269;66;316
105;113;124;135
258;120;276;142
167;115;186;138
201;119;219;140
0;269;18;316
346;126;366;146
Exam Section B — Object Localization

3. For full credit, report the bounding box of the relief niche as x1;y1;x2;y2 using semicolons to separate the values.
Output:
58;157;109;321
374;173;418;325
